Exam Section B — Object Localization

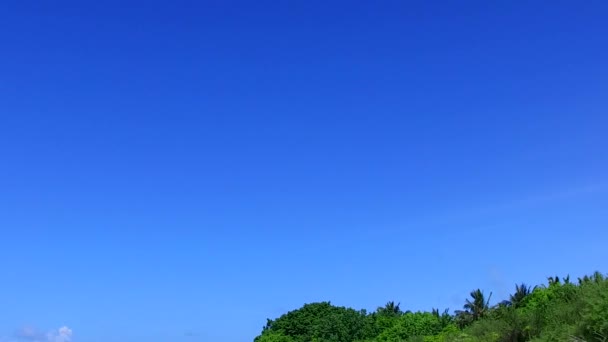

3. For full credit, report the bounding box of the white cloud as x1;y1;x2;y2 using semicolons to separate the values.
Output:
15;326;72;342
46;327;72;342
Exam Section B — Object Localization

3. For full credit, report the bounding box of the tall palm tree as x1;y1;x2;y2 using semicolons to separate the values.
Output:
510;283;532;308
463;289;492;321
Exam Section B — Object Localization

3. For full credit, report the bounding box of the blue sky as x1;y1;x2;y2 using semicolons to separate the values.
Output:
1;1;607;341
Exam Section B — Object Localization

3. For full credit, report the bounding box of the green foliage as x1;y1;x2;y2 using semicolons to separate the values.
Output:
509;283;532;309
378;301;402;317
464;289;492;321
454;289;492;329
375;312;442;341
578;279;608;341
258;302;369;342
255;331;295;342
254;271;608;342
420;325;463;342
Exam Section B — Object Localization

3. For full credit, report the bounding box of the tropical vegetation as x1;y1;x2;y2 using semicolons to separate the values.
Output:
254;271;608;342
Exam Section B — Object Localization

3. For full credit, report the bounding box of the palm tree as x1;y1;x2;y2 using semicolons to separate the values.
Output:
510;283;532;308
579;275;591;285
463;289;492;321
432;308;453;328
592;271;605;283
378;301;401;316
578;272;605;285
547;275;561;286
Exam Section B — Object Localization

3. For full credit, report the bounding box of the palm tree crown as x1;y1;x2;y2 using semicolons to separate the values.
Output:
463;289;492;321
510;283;532;308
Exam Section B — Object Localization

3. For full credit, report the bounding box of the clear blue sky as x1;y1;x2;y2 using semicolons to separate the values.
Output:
1;1;607;341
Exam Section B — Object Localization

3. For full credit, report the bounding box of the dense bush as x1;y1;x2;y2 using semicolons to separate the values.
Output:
254;271;608;342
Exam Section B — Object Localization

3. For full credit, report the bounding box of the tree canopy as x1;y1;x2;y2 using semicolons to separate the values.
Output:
254;271;608;342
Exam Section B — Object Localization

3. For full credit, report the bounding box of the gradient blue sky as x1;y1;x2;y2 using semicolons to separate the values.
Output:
1;1;607;341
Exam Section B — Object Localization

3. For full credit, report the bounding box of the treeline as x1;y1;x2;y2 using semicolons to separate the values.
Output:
253;271;608;342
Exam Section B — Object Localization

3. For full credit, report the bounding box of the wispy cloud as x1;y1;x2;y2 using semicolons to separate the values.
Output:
46;327;72;342
16;326;40;341
404;180;608;230
14;326;72;342
482;181;608;213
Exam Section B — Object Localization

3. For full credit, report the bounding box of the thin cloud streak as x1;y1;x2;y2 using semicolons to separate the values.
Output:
13;326;72;342
388;180;608;234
